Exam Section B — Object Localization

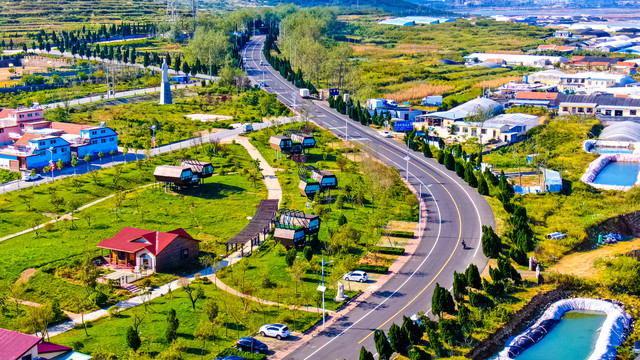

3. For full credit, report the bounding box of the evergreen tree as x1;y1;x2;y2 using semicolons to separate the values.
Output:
457;304;472;335
510;246;528;266
174;55;181;73
465;263;482;289
438;137;445;150
182;60;190;75
484;167;499;185
468;168;478;188
455;161;465;178
440;285;456;315
166;53;171;66
431;283;442;316
374;330;393;360
482;225;502;259
477;175;489;195
437;150;445;164
476;151;483;168
408;347;431;360
359;346;375;360
444;152;455;171
402;315;423;345
126;326;141;351
22;43;27;52
452;271;467;302
166;308;180;343
439;319;463;346
469;290;494;309
426;326;446;357
422;142;433;158
498;170;514;199
388;323;408;354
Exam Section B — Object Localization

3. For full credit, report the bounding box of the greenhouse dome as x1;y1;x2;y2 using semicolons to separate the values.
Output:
600;121;640;142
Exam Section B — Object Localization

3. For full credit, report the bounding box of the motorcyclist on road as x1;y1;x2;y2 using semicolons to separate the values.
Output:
461;240;467;249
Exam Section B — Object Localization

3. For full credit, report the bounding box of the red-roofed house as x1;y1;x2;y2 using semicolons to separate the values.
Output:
37;342;73;359
0;328;41;360
98;227;200;273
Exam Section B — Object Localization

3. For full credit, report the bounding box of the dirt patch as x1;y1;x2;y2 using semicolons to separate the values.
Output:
359;253;396;267
17;268;36;284
549;238;640;278
466;288;570;360
386;221;417;232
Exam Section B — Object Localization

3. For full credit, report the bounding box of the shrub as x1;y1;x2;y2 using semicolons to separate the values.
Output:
388;231;414;238
356;264;389;274
469;290;494;309
216;347;267;360
408;346;431;360
107;306;119;318
371;246;405;255
285;248;297;267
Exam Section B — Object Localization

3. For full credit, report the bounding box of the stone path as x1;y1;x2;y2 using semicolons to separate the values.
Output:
235;137;282;204
208;274;328;314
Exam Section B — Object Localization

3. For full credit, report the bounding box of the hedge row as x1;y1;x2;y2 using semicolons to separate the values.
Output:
387;230;415;238
357;264;389;274
371;246;405;255
216;348;267;360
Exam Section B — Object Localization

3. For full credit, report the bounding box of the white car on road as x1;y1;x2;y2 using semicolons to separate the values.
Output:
23;173;42;182
343;270;368;283
259;323;290;340
378;130;392;138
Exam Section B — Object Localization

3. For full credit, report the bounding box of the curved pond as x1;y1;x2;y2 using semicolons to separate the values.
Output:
516;311;605;360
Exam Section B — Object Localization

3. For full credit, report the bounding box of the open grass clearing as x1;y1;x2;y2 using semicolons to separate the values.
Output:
51;281;321;359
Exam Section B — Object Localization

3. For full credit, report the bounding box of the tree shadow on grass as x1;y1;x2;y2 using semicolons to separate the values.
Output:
179;183;246;200
183;347;210;356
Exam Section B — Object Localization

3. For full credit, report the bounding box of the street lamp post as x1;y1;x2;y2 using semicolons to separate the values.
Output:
318;258;334;329
150;125;157;153
46;147;54;182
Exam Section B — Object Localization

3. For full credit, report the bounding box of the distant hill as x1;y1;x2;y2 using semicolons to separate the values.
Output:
257;0;453;15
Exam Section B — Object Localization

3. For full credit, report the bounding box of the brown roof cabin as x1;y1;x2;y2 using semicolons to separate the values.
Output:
269;135;292;152
274;227;306;248
299;179;321;198
311;170;338;190
97;227;200;273
154;165;196;186
181;160;214;178
290;133;316;149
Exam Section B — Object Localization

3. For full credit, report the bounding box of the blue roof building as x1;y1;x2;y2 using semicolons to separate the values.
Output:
379;18;416;26
73;126;118;158
544;168;563;192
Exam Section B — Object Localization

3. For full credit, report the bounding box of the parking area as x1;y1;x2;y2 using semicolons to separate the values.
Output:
341;273;382;292
255;332;303;355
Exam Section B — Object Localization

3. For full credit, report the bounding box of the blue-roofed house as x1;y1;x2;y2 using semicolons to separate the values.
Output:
71;125;119;159
379;18;416;26
0;133;71;170
544;168;563;192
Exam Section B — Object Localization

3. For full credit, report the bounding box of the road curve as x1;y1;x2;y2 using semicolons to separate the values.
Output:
242;35;495;360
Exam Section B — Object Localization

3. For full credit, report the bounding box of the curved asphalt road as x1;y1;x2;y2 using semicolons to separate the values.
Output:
242;35;495;360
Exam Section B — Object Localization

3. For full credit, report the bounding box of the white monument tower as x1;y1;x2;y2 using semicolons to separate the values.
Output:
159;59;173;105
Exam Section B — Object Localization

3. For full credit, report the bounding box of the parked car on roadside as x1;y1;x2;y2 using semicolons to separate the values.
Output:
236;337;269;354
23;173;42;182
259;323;290;340
343;270;368;282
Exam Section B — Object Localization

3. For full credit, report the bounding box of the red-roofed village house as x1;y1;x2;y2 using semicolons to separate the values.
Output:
97;227;200;273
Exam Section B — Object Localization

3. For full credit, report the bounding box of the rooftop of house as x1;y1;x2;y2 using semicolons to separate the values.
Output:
0;328;42;360
97;227;198;255
515;91;559;100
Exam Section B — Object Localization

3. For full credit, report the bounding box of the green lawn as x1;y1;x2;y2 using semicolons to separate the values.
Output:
51;280;321;359
219;123;418;308
484;116;640;264
65;88;291;148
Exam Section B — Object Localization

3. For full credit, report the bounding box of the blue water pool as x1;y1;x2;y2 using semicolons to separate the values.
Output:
594;148;634;154
516;311;606;360
593;162;640;187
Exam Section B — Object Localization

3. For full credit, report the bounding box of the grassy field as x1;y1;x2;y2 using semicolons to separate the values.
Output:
65;88;291;148
217;122;418;308
0;141;265;311
52;279;322;359
327;17;550;105
483;116;640;265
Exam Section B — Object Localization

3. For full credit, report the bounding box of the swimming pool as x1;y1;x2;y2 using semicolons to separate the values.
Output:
592;147;634;154
592;162;640;187
516;311;605;360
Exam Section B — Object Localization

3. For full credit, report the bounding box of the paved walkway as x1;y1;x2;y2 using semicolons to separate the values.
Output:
235;137;282;203
0;182;158;244
208;274;328;314
44;127;287;337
